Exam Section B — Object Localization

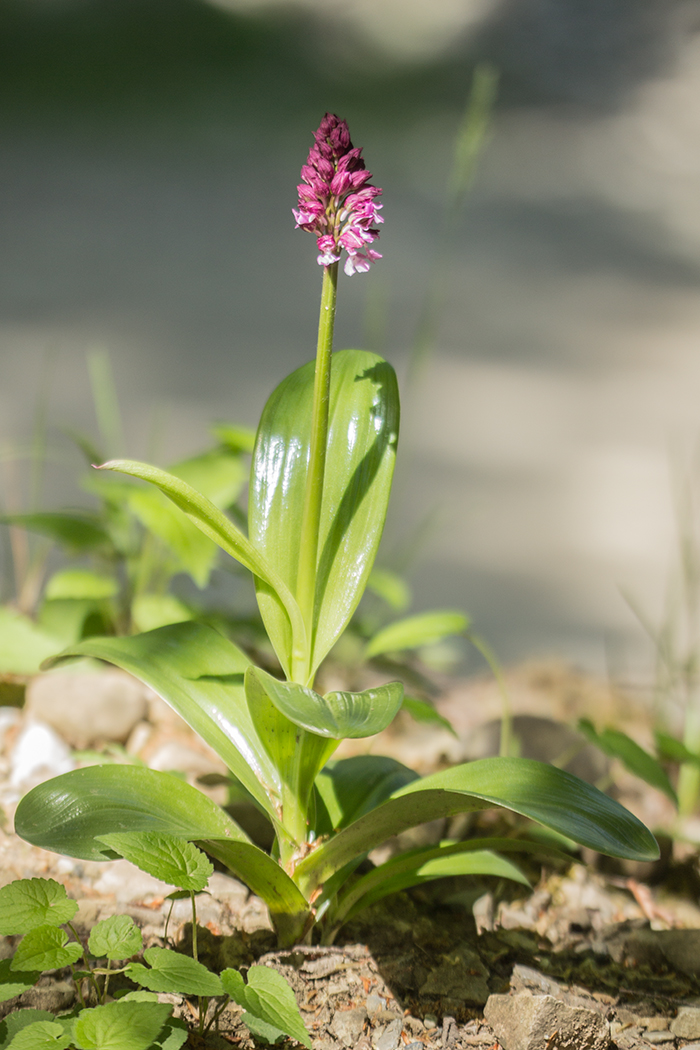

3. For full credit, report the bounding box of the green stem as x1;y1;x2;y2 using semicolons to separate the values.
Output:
294;262;338;684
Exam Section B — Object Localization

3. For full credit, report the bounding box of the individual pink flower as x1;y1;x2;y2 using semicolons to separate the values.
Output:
293;113;382;276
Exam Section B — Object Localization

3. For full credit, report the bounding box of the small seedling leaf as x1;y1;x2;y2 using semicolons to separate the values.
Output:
0;879;78;936
253;666;403;740
96;832;213;891
0;1010;54;1050
11;926;83;972
73;1000;172;1050
578;720;678;805
365;610;470;659
655;731;700;767
5;1020;71;1050
126;948;223;997
0;959;40;1003
222;965;311;1048
401;696;458;737
88;914;143;960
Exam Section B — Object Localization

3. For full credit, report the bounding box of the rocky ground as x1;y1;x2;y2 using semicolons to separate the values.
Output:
2;660;700;1049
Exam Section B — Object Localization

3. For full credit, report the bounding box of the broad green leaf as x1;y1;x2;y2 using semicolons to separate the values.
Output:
313;755;419;835
99;459;305;670
250;349;399;680
42;623;280;818
0;608;62;676
45;570;118;601
366;568;411;612
73;1000;172;1050
244;668;336;821
88;914;143;960
0;878;78;935
331;840;533;927
578;720;677;805
296;757;659;896
401;695;458;737
656;731;700;767
14;765;247;862
14;764;311;948
11;926;82;972
5;1021;71;1050
253;666;403;740
169;448;247;509
221;965;312;1049
131;594;193;632
0;1010;54;1050
126;948;223;997
365;610;470;659
0;960;40;1003
0;512;109;551
97;832;213;892
126;486;219;588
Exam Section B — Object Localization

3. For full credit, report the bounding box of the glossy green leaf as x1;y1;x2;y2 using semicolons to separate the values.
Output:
346;849;528;921
5;1021;71;1050
250;349;399;680
169;448;247;509
73;1000;172;1050
126;948;223;997
99;459;305;670
0;1010;54;1050
253;666;403;740
0;608;61;676
244;668;336;819
221;965;312;1049
578;720;677;805
401;695;458;737
314;755;419;835
0;960;40;1003
329;836;571;931
0;512;109;552
43;623;280;818
0;878;78;935
296;757;659;896
88;914;143;960
365;610;470;659
97;832;213;891
11;926;82;972
14;764;311;947
15;765;247;862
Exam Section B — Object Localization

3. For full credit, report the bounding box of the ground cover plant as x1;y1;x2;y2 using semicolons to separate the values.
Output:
13;113;659;951
0;833;311;1048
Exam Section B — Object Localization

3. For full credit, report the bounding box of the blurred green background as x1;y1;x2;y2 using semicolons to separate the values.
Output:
2;0;699;675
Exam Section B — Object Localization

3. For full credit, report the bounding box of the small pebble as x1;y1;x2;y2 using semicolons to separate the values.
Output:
405;1044;424;1050
424;1014;438;1029
643;1032;675;1044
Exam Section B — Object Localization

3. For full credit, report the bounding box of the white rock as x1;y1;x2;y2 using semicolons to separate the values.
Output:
9;720;74;789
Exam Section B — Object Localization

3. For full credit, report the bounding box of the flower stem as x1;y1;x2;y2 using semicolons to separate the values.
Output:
295;261;338;682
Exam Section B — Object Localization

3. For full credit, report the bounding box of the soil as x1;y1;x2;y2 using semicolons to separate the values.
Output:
2;660;700;1050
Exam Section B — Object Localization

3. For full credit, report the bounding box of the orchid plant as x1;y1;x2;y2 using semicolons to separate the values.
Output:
16;114;658;947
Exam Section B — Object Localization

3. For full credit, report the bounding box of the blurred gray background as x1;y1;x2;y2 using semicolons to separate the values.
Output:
2;0;700;676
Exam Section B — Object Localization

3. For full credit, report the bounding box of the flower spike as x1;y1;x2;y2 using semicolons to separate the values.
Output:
293;113;382;276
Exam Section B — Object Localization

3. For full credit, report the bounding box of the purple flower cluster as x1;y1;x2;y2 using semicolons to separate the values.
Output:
293;113;383;276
